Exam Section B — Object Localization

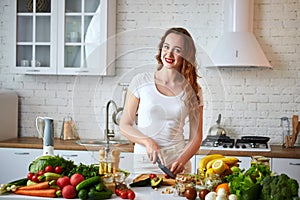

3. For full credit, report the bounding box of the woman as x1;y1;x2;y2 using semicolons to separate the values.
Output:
119;27;203;176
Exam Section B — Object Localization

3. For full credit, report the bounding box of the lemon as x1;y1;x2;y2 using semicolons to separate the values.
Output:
212;159;226;174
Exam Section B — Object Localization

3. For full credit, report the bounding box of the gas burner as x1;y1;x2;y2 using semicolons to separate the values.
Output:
201;135;271;152
201;135;235;149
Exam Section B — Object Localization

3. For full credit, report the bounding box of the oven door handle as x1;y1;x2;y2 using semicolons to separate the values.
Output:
289;162;300;166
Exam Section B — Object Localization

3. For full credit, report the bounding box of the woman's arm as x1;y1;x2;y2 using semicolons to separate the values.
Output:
170;105;203;175
119;91;163;163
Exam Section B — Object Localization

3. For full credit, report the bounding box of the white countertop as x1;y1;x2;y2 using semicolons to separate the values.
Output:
0;174;185;200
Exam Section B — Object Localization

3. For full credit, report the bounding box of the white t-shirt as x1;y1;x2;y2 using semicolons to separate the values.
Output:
129;72;200;152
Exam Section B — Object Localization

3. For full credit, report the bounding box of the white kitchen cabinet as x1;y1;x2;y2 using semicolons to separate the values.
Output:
0;148;42;183
54;149;94;165
119;152;134;173
271;158;300;194
12;0;116;75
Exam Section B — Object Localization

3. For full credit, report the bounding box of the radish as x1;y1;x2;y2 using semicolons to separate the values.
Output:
70;173;85;187
62;185;77;199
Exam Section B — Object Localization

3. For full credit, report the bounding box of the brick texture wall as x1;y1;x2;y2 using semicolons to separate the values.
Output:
0;0;299;144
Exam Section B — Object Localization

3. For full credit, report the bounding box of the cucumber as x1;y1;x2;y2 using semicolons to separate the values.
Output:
75;176;101;191
95;182;104;191
8;178;28;186
38;172;61;181
78;189;88;200
88;189;113;200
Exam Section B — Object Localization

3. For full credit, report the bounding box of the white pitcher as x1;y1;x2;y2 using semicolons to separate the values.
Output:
36;116;54;155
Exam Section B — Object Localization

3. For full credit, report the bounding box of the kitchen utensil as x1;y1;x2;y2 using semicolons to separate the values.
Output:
292;115;300;145
208;114;227;136
156;158;175;179
36;116;54;155
60;116;78;140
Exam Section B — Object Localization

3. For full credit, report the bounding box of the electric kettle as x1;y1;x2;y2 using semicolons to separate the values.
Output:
36;116;54;155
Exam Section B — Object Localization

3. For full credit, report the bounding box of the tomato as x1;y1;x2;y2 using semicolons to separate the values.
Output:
37;170;45;176
164;174;170;179
31;175;39;183
119;190;128;199
115;188;121;196
27;172;34;180
54;166;63;174
45;165;54;173
127;189;135;200
149;173;157;179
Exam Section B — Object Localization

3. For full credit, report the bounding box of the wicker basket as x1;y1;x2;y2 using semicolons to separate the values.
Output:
27;0;49;12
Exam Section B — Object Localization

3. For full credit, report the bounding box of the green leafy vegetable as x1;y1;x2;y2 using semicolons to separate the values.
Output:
225;164;271;200
68;163;99;178
260;173;299;200
29;155;76;176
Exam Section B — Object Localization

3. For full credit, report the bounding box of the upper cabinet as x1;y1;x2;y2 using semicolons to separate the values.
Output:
12;0;116;76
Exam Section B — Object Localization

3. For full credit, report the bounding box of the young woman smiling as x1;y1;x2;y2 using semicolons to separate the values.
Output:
120;27;203;176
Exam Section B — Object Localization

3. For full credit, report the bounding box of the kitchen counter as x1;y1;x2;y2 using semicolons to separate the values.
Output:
0;137;134;152
0;174;183;200
0;137;299;158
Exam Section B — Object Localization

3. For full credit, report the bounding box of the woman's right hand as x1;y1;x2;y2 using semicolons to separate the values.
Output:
144;138;163;164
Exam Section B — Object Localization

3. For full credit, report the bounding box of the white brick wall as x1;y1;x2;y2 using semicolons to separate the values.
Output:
0;0;299;145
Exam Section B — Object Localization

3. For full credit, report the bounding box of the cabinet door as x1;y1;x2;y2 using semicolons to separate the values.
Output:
272;158;300;194
55;150;93;165
57;0;116;75
13;0;57;74
12;0;116;76
0;148;42;183
119;152;134;173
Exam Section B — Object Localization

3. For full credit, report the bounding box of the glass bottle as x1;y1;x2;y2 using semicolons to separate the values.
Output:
280;117;290;148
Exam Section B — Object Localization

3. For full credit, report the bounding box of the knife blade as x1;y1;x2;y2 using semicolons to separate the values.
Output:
156;158;175;179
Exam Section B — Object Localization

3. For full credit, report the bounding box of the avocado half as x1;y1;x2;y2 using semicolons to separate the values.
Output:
150;177;163;188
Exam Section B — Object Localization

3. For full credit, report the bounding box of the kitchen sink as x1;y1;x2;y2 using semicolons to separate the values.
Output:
76;139;131;147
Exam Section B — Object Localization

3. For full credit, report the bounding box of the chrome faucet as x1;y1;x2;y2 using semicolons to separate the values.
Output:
105;100;118;141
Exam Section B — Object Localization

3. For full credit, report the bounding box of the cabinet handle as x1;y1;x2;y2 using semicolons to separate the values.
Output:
14;152;30;155
75;70;89;73
62;154;78;158
26;69;41;72
289;163;300;166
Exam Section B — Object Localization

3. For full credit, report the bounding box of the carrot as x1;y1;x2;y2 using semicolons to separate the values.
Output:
14;188;58;198
17;181;50;190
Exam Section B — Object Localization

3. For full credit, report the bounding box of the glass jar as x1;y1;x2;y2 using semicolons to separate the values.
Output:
175;174;196;196
205;173;222;191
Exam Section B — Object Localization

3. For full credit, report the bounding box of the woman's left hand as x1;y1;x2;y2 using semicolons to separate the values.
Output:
170;161;185;176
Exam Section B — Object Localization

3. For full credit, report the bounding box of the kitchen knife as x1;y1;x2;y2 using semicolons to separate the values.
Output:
156;158;175;179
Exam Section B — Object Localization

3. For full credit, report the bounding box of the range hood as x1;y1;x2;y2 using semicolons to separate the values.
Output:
204;0;272;68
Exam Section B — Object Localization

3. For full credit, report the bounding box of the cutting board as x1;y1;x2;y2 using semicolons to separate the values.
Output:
133;174;176;186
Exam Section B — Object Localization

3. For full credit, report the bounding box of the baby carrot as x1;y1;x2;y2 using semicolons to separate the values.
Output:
17;181;50;190
14;188;57;198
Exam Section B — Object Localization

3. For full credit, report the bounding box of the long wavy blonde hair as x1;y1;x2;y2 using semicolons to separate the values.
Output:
155;27;201;110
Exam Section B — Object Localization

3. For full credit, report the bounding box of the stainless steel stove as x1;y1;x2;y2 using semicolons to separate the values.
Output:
200;135;271;152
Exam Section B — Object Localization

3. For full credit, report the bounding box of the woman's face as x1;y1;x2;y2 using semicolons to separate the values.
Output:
160;33;185;71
